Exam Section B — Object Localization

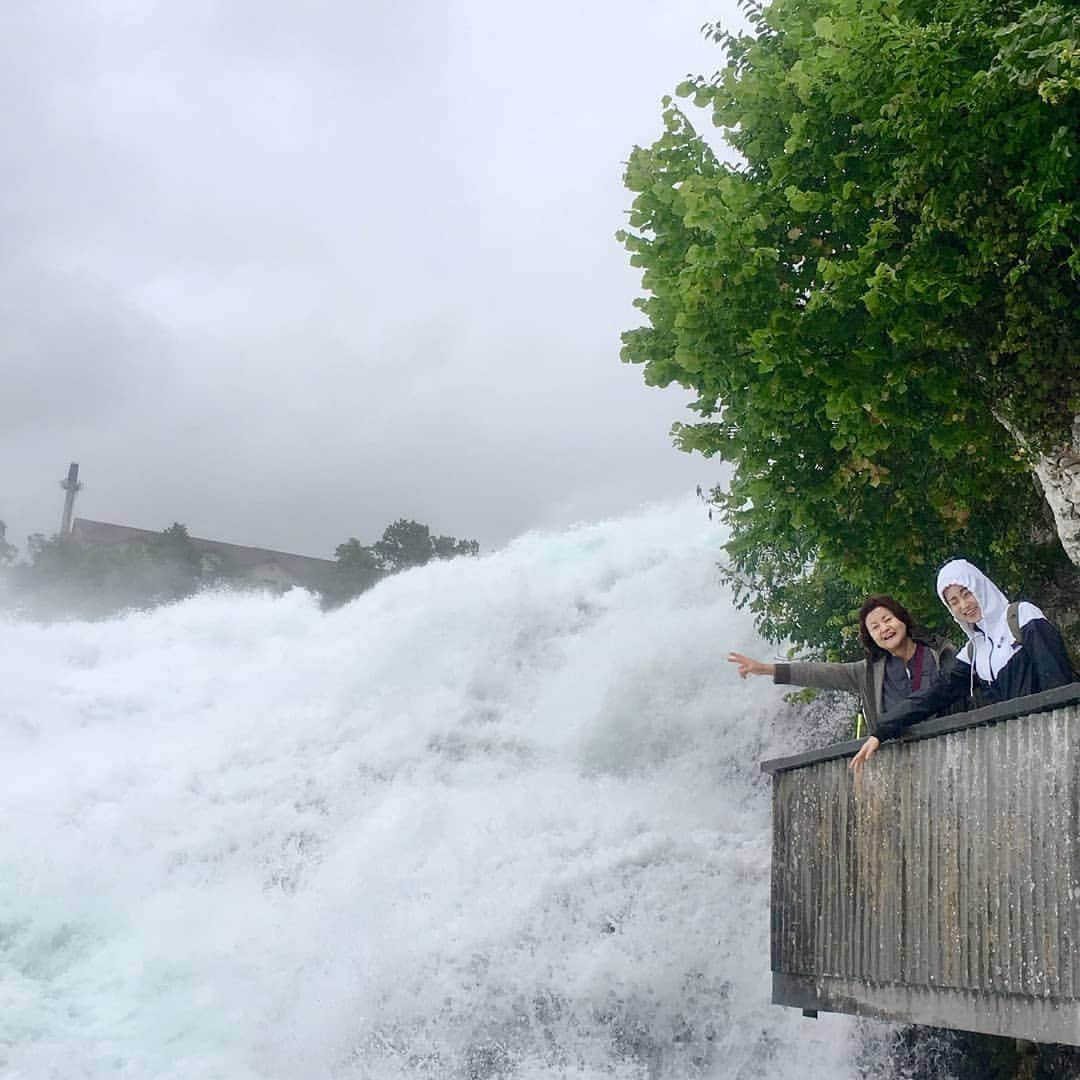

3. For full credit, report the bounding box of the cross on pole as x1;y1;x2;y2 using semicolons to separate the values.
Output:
60;462;82;537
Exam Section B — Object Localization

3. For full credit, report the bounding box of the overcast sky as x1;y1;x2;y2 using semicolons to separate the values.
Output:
1;1;743;559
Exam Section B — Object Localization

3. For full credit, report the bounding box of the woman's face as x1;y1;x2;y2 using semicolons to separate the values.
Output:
943;584;983;623
865;606;909;654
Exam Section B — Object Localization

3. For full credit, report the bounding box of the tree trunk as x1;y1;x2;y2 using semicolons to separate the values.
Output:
1031;416;1080;569
997;412;1080;569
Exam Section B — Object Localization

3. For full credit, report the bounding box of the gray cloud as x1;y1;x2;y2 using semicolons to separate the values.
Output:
0;0;742;557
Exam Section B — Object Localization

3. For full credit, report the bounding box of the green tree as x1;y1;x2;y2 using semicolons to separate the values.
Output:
144;522;202;602
374;519;480;574
321;521;479;608
0;521;16;565
13;522;206;618
374;519;436;573
323;538;384;608
433;534;480;560
15;531;136;617
620;0;1079;653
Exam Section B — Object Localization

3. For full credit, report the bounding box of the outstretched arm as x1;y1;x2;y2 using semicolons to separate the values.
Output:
727;652;775;679
728;652;867;702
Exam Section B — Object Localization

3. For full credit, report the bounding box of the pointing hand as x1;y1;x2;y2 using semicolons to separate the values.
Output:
726;652;774;679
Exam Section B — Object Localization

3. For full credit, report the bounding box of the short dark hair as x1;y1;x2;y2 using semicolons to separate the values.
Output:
858;594;916;659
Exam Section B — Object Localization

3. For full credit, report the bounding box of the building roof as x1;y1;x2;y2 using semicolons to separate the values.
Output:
70;518;334;583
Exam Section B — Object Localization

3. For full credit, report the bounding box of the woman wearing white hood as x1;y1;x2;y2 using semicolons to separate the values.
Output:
850;558;1074;770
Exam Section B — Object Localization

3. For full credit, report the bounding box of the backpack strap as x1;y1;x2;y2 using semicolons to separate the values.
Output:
1006;601;1022;645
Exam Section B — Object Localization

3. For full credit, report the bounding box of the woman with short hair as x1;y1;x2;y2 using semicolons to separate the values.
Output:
728;594;958;737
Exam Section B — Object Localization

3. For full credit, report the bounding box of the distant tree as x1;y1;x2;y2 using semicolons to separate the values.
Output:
143;523;202;602
24;531;80;583
433;534;480;560
0;521;16;565
12;522;206;617
374;519;436;573
148;523;198;561
14;531;124;617
321;519;480;608
322;539;384;608
375;520;480;571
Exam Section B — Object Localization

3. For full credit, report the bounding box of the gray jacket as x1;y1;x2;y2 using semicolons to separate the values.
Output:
772;635;957;735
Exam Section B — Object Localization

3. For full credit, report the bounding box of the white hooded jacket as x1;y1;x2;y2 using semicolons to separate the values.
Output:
934;558;1041;682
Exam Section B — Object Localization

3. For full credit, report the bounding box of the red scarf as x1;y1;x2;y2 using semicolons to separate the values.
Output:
909;642;926;690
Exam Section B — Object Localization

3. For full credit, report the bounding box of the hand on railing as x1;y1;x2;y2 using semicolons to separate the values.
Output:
849;735;880;772
727;652;776;679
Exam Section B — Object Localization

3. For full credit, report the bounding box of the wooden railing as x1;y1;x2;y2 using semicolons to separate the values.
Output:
761;683;1080;1045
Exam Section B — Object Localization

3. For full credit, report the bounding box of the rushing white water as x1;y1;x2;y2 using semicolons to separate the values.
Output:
0;500;876;1080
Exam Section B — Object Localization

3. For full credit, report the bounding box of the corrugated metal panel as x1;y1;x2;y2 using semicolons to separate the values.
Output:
769;702;1080;1043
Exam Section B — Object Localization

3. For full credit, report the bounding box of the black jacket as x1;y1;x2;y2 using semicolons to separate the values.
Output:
876;617;1074;741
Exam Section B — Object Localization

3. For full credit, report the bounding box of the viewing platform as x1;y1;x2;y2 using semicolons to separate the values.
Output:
761;683;1080;1045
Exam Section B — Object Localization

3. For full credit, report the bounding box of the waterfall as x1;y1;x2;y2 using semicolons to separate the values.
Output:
0;500;881;1079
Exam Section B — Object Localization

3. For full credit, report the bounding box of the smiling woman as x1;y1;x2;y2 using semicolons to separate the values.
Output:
942;582;982;624
851;559;1077;769
727;594;958;738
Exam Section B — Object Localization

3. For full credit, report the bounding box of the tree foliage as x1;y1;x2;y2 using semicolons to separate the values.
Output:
12;522;206;618
144;523;203;600
322;538;383;608
374;519;438;574
323;519;480;608
5;513;480;619
620;0;1079;654
0;521;16;566
373;518;479;574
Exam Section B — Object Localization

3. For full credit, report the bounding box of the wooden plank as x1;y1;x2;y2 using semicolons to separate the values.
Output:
767;700;1080;1046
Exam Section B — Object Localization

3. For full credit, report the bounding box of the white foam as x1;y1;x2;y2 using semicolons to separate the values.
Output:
0;500;870;1078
